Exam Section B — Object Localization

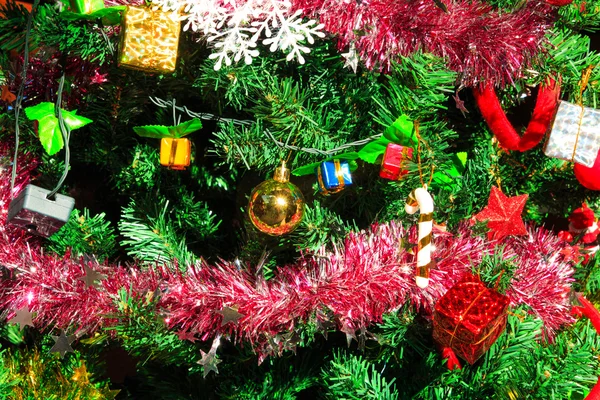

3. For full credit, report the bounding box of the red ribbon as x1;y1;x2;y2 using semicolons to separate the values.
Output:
574;294;600;400
442;347;462;370
473;77;561;152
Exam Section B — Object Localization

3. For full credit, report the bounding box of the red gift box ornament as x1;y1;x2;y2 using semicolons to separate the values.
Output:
380;143;413;180
433;273;509;364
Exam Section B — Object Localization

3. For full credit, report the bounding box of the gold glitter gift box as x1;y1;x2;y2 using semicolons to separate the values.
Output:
544;101;600;168
119;6;181;74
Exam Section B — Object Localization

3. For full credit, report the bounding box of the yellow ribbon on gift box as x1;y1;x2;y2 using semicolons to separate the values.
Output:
570;65;596;162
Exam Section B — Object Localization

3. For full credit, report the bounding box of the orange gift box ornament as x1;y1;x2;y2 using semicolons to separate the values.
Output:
134;118;202;170
159;138;191;170
119;6;181;74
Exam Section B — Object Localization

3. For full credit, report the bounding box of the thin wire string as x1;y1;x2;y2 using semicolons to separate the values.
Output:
150;96;383;158
264;129;383;157
47;74;71;200
171;98;181;126
149;97;253;126
11;0;40;198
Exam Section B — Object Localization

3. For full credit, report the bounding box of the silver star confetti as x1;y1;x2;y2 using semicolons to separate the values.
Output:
50;330;75;358
8;306;34;330
217;306;243;327
197;334;222;378
281;331;300;355
453;90;469;117
341;43;359;74
316;309;336;339
198;349;222;378
77;265;107;288
340;321;357;348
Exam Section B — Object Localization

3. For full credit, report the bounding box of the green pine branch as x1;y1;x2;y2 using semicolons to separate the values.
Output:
321;351;398;400
287;199;356;252
48;208;117;260
118;198;197;268
475;247;519;293
557;0;600;33
219;352;320;400
0;0;34;54
414;310;600;399
103;287;200;367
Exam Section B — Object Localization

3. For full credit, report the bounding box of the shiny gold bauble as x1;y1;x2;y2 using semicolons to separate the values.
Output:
248;163;305;236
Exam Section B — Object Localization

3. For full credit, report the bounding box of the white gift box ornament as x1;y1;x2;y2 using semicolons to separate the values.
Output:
544;101;600;167
7;185;75;237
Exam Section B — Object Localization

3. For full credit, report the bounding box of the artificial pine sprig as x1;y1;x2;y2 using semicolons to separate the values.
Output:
118;199;198;268
415;312;600;399
287;200;355;252
48;208;117;259
321;351;398;400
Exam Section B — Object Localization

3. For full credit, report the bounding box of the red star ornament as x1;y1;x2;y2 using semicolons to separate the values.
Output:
475;186;528;240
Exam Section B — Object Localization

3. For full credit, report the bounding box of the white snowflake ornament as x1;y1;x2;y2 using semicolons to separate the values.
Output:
149;0;325;70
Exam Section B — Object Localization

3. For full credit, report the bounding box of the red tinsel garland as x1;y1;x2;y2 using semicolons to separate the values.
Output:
293;0;559;87
0;149;576;359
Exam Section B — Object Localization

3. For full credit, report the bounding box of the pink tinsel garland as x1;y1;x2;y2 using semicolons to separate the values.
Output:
293;0;558;87
0;147;576;358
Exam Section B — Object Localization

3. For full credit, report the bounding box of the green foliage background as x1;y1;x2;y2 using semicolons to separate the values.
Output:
0;0;599;398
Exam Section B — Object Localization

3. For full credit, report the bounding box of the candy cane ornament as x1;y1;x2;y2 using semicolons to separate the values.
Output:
405;187;434;288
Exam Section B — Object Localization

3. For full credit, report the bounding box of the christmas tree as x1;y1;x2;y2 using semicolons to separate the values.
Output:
0;0;600;398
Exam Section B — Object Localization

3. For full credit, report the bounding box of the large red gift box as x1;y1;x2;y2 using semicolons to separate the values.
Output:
433;273;509;364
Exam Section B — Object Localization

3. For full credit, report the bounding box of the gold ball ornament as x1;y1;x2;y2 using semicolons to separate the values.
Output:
248;162;305;236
